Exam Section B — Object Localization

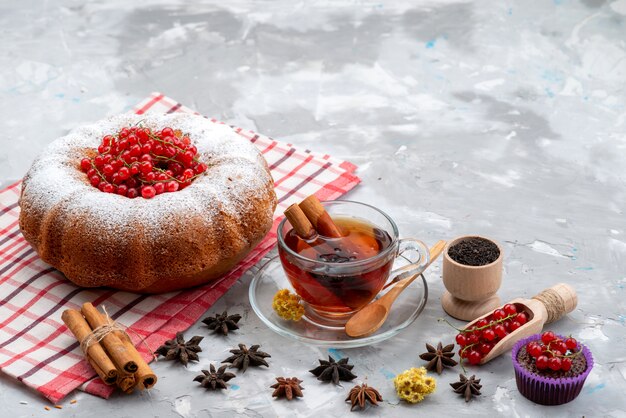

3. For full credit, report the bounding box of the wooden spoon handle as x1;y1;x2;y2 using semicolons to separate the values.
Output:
531;283;577;324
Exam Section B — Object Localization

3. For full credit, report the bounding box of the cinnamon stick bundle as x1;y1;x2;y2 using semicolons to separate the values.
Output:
62;303;157;394
61;309;117;385
81;303;137;374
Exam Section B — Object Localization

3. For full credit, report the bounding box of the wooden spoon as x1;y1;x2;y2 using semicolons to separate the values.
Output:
345;240;447;338
464;283;577;364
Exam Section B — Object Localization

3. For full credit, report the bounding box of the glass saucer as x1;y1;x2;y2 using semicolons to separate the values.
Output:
249;254;428;348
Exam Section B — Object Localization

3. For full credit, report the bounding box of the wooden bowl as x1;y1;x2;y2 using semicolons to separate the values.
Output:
441;235;503;321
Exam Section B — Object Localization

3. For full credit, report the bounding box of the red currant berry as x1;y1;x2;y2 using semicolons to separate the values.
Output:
141;143;152;154
164;146;176;158
195;162;207;174
503;304;517;315
94;155;105;167
493;309;506;320
140;154;153;163
117;184;128;196
182;136;191;146
90;175;100;187
536;355;549;370
476;319;489;328
515;312;528;325
555;341;568;354
548;357;562;371
494;324;507;339
153;182;165;195
166;181;179;193
127;134;138;146
117;167;130;180
561;357;572;371
455;334;467;347
130;163;140;175
144;171;156;182
565;338;577;350
468;350;482;365
479;342;493;354
482;329;496;341
468;334;479;345
127;188;139;198
153;144;164;155
119;127;130;138
528;343;543;358
182;168;194;179
156;172;168;181
510;321;521;331
502;320;512;331
541;331;556;345
139;161;153;174
87;168;96;178
161;127;174;137
129;144;141;157
141;185;156;199
102;135;114;146
80;158;92;172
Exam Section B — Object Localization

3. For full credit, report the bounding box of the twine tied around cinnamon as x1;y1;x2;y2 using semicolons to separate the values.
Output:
80;306;157;362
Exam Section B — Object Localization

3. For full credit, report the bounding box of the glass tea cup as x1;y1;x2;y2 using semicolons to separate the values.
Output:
277;200;429;324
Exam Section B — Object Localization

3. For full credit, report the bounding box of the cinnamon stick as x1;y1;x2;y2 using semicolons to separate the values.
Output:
61;309;118;385
284;203;317;240
81;303;138;374
116;372;136;393
114;331;157;390
298;195;344;238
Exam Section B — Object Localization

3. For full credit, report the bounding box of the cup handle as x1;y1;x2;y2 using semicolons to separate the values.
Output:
388;238;430;283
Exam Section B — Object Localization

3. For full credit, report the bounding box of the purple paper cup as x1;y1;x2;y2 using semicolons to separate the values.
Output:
512;334;593;406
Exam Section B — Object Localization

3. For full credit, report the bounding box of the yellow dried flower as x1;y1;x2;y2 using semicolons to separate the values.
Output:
393;367;437;404
272;289;305;321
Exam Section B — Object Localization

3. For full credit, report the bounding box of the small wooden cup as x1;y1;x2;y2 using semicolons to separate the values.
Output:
441;235;503;321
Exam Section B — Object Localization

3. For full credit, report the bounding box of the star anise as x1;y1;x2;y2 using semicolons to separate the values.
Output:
419;342;457;374
156;332;203;366
309;356;357;385
450;373;482;402
270;377;304;400
222;343;271;373
202;311;242;335
345;383;383;411
193;364;236;390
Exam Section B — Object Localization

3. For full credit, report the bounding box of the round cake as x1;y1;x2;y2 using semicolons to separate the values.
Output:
19;113;277;293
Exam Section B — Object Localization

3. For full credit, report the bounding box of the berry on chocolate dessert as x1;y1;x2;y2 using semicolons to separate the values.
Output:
80;125;208;199
517;331;586;377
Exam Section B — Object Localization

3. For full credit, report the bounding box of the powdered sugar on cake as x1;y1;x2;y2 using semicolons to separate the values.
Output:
21;113;275;243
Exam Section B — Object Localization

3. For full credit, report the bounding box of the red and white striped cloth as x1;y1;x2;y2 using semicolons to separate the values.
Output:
0;93;360;403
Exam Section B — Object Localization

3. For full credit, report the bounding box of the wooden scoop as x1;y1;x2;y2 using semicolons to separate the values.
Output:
465;283;577;365
345;240;447;338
